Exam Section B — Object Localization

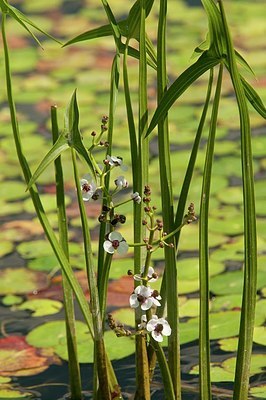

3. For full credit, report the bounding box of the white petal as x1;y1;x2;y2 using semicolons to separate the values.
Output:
141;298;153;310
151;331;163;342
117;241;128;255
152;298;161;307
129;294;139;308
108;231;123;241
103;240;114;254
161;321;171;336
133;274;142;281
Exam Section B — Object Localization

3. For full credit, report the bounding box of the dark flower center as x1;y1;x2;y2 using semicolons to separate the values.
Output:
154;323;163;334
112;239;120;249
151;290;159;298
82;183;91;192
137;295;145;303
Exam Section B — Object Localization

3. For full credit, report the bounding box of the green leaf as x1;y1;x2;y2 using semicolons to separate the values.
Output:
16;299;63;317
64;90;96;179
147;52;219;135
241;76;266;119
27;134;68;190
235;50;255;77
2;1;61;46
201;0;225;58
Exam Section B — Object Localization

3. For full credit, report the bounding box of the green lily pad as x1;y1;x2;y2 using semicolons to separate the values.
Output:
2;295;24;306
253;326;266;346
112;308;135;328
177;257;224;280
210;270;266;295
17;239;53;259
210;247;244;263
0;201;24;217
16;299;63;317
27;320;135;363
0;268;49;295
250;385;266;399
178;223;227;252
0;241;13;258
218;337;238;352
216;186;243;205
210;294;242;312
0;181;28;201
23;194;71;214
0;387;33;398
209;215;243;236
190;362;235;382
179;298;199;318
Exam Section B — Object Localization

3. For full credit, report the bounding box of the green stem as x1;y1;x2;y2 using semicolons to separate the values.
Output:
51;106;82;399
199;63;223;400
218;2;257;399
71;149;112;400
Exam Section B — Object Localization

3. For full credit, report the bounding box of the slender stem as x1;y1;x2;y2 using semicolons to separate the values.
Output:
71;149;113;400
199;63;223;400
218;2;257;399
51;106;82;399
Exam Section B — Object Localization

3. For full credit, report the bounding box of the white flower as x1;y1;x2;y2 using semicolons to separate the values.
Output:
103;231;128;254
134;266;158;283
80;175;97;201
146;315;171;342
114;176;128;189
131;192;141;204
129;285;161;311
106;155;127;171
138;314;147;330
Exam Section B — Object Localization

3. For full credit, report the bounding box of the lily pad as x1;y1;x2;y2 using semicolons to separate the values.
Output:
16;299;63;317
22;193;71;214
216;186;243;205
250;385;266;399
210;270;266;295
0;241;13;258
0;268;49;295
0;181;28;201
210;294;242;312
253;326;266;346
0;386;33;398
218;337;238;352
178;223;227;252
0;336;60;377
26;320;135;363
177;257;224;280
2;295;24;306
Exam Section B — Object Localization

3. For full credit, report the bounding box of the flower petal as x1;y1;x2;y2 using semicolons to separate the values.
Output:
103;240;114;254
117;241;129;255
108;231;123;241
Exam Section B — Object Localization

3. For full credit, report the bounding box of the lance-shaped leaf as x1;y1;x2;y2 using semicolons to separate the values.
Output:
65;90;96;179
0;0;61;46
27;134;68;190
201;0;225;58
241;77;266;119
146;52;219;135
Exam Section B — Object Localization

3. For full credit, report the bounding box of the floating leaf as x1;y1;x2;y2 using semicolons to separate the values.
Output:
27;320;135;362
0;268;49;295
253;326;266;347
2;294;24;306
0;336;60;377
16;299;63;317
249;385;266;399
177;257;224;280
210;294;242;312
0;241;13;257
210;270;266;295
218;337;238;352
0;386;33;398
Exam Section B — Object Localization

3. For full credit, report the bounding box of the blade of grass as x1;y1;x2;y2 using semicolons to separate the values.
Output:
218;2;258;399
51;106;82;399
199;63;223;400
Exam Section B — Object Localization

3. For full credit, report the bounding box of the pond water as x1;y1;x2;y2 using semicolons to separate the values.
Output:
0;0;265;399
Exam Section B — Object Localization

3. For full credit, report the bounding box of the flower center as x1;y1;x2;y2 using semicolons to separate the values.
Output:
154;323;164;334
82;183;91;192
112;239;120;249
137;294;145;303
151;290;159;298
